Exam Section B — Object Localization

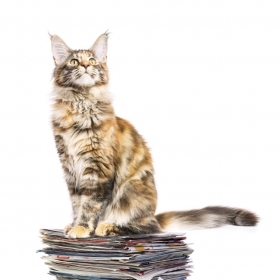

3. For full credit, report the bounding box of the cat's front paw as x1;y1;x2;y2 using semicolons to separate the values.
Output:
67;225;91;238
63;223;73;236
95;222;121;236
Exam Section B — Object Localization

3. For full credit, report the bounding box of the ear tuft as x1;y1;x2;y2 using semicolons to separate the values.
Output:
89;34;108;63
51;35;71;65
103;30;110;37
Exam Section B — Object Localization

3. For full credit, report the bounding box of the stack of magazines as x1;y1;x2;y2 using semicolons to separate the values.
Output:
38;228;193;280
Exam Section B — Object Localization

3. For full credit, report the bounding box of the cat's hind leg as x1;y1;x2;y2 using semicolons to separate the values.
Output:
95;217;162;236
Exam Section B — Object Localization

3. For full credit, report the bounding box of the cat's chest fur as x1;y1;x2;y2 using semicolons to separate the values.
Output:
52;91;116;184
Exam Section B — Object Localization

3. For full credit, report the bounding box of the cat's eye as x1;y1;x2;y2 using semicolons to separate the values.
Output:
70;59;79;66
89;58;97;65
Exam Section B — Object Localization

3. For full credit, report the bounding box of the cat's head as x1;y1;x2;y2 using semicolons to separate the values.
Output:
51;33;109;89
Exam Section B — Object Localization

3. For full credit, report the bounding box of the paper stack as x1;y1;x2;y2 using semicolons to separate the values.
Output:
38;229;193;280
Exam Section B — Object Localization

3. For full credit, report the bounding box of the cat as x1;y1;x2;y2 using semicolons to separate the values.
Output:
50;32;258;238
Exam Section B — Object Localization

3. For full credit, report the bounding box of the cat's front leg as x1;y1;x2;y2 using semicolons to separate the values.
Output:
63;170;80;235
67;195;101;238
66;179;113;238
63;193;80;235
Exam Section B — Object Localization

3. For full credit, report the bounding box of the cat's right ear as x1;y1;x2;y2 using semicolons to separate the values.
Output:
50;34;71;65
89;33;108;63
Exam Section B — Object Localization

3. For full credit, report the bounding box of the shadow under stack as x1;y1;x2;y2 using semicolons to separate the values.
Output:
38;229;193;280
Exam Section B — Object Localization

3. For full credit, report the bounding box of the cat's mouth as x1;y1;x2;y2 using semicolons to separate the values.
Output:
75;73;95;86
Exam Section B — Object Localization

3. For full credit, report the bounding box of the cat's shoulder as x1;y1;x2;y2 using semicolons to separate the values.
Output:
116;117;137;134
115;116;148;147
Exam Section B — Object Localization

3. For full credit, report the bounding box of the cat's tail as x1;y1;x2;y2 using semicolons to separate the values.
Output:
155;206;258;231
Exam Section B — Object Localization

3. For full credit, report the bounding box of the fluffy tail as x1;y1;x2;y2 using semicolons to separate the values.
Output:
155;206;258;231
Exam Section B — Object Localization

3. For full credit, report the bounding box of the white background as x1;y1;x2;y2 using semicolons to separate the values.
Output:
0;1;279;279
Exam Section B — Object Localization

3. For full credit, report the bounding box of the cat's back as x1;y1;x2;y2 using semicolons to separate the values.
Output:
115;116;151;156
114;116;154;181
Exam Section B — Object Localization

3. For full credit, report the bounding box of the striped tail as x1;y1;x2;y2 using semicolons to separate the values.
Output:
155;206;259;231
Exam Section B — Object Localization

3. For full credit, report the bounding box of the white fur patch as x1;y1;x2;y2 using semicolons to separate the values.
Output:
102;210;132;226
75;73;96;86
161;213;227;232
51;84;112;104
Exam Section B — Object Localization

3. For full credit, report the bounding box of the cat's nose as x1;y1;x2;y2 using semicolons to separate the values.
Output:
81;61;90;68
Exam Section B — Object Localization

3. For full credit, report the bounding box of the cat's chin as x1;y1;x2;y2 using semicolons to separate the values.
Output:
75;73;96;87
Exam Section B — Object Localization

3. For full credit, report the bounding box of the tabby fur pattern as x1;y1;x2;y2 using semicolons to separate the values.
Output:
50;33;258;238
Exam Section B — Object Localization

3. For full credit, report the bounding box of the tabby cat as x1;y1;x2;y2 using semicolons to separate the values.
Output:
50;33;258;238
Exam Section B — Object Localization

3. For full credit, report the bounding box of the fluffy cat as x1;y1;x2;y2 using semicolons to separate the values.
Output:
50;33;258;238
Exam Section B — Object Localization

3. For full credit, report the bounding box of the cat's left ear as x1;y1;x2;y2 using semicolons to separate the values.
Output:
89;33;108;63
50;34;72;65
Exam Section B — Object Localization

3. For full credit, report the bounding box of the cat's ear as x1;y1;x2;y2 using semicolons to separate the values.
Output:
50;34;71;65
89;33;108;63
